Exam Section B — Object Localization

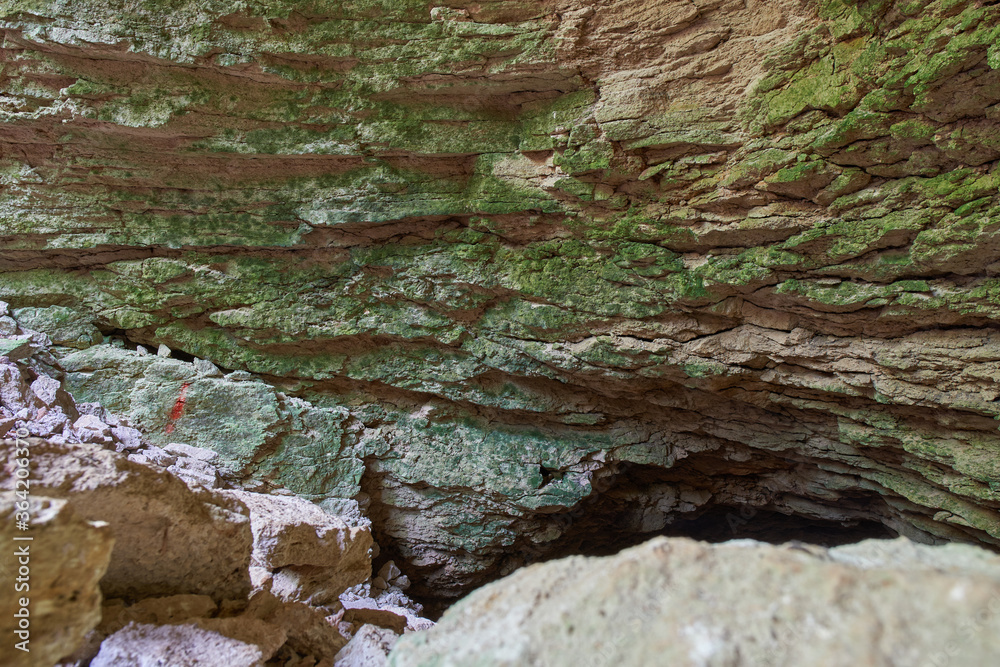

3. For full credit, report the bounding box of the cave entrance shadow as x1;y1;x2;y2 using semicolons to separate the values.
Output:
508;460;898;568
393;455;902;618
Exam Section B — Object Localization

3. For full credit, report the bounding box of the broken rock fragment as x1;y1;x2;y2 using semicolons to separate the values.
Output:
0;438;252;602
90;622;267;667
0;493;113;667
335;624;400;667
225;489;372;605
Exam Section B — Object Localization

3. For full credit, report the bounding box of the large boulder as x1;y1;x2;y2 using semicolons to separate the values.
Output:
0;492;113;667
389;536;1000;667
226;489;372;606
0;438;252;602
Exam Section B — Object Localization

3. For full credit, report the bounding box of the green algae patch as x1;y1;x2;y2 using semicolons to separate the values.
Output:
4;0;1000;578
775;278;932;311
59;344;366;498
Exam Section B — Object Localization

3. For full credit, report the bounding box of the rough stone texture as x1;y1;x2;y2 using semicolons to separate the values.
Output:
58;345;363;498
1;321;151;451
341;606;406;635
0;438;252;602
335;624;399;667
90;622;267;667
339;589;434;636
92;596;289;664
244;589;350;661
0;493;114;667
99;595;220;633
389;536;1000;667
11;306;102;349
94;591;351;664
2;338;413;663
226;489;373;605
2;0;1000;603
194;616;288;664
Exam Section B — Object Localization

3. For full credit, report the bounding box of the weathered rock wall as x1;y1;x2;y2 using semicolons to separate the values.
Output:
3;0;1000;600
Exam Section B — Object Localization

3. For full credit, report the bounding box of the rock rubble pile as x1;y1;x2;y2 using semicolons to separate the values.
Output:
1;315;431;666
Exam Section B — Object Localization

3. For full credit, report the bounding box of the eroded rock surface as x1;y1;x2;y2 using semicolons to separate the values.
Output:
91;622;269;667
336;624;401;667
1;0;1000;605
0;437;254;602
1;338;422;665
0;493;113;667
389;536;1000;667
226;489;373;606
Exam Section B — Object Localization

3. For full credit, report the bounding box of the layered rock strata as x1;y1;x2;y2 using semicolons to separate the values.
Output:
1;0;1000;604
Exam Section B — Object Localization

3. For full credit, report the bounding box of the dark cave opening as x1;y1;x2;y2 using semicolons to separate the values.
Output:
94;327;213;364
363;452;903;620
660;506;895;546
512;460;900;566
520;505;896;569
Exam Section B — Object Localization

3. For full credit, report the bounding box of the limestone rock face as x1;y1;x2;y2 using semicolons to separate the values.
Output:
3;0;1000;603
226;489;373;605
0;493;114;667
58;346;363;499
0;326;146;451
0;438;252;602
389;536;1000;667
0;342;416;665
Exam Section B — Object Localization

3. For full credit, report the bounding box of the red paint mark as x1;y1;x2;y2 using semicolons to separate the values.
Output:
165;382;191;434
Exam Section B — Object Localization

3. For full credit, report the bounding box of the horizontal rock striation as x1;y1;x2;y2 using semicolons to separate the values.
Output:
3;0;1000;601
